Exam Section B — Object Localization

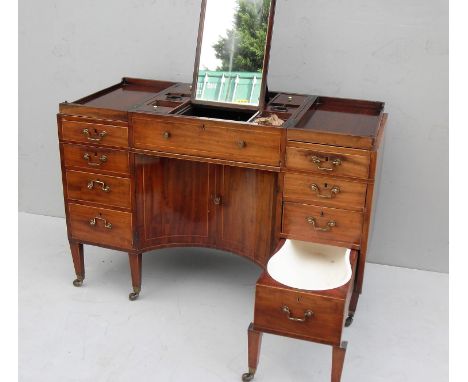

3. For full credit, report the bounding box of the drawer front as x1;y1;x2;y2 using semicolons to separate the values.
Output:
66;170;132;209
282;202;363;245
133;117;281;166
254;284;344;344
283;173;367;210
286;144;370;179
62;144;130;174
61;119;128;148
68;203;133;249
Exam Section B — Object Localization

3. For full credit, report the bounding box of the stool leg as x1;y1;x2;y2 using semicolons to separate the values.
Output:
331;341;347;382
242;323;263;381
70;242;84;287
128;253;142;301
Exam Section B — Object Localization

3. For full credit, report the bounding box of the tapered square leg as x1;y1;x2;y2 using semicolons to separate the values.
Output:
128;253;142;301
70;242;84;287
331;341;348;382
242;323;263;381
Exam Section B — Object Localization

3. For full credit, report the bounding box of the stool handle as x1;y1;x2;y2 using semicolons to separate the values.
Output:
281;305;314;322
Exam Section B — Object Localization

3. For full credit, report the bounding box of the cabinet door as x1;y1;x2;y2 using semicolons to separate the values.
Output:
135;155;216;248
216;166;278;265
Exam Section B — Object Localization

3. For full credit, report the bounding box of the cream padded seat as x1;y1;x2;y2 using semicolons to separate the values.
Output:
267;240;352;291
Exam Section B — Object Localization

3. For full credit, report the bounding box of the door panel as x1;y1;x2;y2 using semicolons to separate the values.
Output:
136;155;215;248
217;166;278;264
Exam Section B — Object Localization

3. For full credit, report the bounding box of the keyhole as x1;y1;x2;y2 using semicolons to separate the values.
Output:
296;296;302;303
94;128;98;134
324;183;328;188
320;211;324;217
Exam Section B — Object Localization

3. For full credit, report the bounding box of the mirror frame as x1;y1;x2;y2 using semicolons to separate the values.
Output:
191;0;277;111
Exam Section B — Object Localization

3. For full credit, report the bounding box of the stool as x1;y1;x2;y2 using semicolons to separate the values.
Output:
242;240;357;381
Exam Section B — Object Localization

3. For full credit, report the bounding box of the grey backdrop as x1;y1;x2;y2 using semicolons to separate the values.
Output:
19;0;448;272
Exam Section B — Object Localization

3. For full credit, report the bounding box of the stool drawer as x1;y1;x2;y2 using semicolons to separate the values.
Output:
61;119;128;148
66;170;132;209
132;117;281;166
286;143;370;179
62;144;130;174
68;203;133;249
282;202;363;246
283;173;367;210
254;282;345;345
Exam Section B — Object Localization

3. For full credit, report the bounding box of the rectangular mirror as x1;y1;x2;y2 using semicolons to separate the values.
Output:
192;0;276;110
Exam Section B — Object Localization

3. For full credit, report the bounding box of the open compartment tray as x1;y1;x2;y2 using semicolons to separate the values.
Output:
59;77;176;120
288;96;386;149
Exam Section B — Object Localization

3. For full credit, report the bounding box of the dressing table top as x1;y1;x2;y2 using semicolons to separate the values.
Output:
60;77;385;152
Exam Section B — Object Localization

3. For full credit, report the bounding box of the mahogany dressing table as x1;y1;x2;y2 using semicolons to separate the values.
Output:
57;1;387;380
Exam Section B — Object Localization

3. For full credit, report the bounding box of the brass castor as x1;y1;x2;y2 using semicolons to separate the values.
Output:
73;278;83;287
241;372;255;382
128;286;141;301
345;314;354;327
128;292;139;301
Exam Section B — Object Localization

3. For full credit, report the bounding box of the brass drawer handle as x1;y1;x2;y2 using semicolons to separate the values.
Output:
306;216;336;231
83;153;108;167
310;183;340;199
87;180;111;192
162;131;171;140
82;128;107;142
281;306;314;322
237;140;246;149
310;155;342;171
89;216;112;229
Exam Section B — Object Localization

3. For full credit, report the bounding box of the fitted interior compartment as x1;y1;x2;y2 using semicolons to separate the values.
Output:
270;93;308;106
250;110;291;126
149;100;183;108
178;104;257;121
293;96;384;137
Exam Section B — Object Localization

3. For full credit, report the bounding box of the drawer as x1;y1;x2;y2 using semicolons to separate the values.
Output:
132;117;281;166
68;203;133;249
61;119;128;148
282;202;363;245
62;144;130;174
66;170;132;209
286;143;370;179
283;172;367;211
254;278;348;345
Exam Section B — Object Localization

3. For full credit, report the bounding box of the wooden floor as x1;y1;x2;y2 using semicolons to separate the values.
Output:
19;212;448;382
